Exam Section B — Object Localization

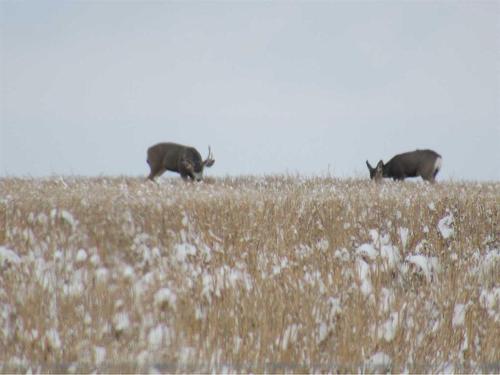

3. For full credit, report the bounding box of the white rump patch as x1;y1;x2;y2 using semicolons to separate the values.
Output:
434;157;442;172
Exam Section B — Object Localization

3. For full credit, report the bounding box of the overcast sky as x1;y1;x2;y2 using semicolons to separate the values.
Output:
1;1;499;180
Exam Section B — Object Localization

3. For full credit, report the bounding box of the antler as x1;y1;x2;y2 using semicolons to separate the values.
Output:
204;146;215;167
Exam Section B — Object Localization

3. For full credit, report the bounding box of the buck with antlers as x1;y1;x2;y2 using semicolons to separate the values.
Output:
146;142;215;181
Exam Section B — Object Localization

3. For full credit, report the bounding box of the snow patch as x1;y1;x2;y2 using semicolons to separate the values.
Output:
76;249;87;263
479;287;500;322
148;324;164;349
281;324;299;350
380;243;401;271
356;243;377;261
154;287;177;309
365;352;392;371
45;328;61;350
406;255;440;281
113;312;130;333
95;268;109;284
452;303;468;327
438;212;454;239
94;346;106;366
399;227;409;249
51;209;78;229
378;312;399;342
318;322;328;343
333;248;350;262
174;242;197;263
123;265;135;280
0;246;21;266
356;258;372;296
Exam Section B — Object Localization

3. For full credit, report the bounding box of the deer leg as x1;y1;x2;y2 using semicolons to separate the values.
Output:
426;175;436;184
421;170;436;183
146;176;160;185
432;169;439;182
179;158;196;181
147;168;157;180
147;165;166;181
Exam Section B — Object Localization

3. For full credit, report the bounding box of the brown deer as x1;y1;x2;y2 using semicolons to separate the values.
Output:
366;149;442;182
147;142;215;181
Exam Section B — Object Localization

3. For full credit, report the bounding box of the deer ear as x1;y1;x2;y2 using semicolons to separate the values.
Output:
366;160;374;171
204;159;215;167
376;160;384;169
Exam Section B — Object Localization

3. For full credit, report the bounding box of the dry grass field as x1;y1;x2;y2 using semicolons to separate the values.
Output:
0;176;499;373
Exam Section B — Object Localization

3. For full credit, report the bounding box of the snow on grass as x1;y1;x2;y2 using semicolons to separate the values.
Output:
377;312;399;342
123;265;135;280
94;346;106;366
365;352;392;372
356;229;401;271
452;303;468;328
154;287;177;310
0;246;20;267
405;254;440;281
148;324;167;350
0;176;498;373
399;227;410;249
174;242;197;263
356;258;372;297
50;208;78;230
75;248;87;263
280;324;299;351
438;211;454;239
356;243;378;261
45;328;62;351
479;287;500;322
112;312;130;334
95;267;110;284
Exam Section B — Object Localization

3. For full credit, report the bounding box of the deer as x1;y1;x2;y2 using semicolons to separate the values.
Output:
366;149;442;182
146;142;215;181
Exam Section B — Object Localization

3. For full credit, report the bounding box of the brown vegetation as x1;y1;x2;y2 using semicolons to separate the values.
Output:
0;176;499;373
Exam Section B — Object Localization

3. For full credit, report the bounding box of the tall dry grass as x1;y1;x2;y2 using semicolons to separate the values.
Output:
0;176;499;373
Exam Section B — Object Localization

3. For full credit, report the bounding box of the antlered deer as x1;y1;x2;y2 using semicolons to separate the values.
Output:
147;142;215;181
366;149;442;182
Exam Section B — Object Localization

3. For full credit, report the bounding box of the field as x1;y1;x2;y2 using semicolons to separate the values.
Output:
0;176;499;373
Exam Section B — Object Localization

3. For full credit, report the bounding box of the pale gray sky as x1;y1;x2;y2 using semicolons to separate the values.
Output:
1;1;499;180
